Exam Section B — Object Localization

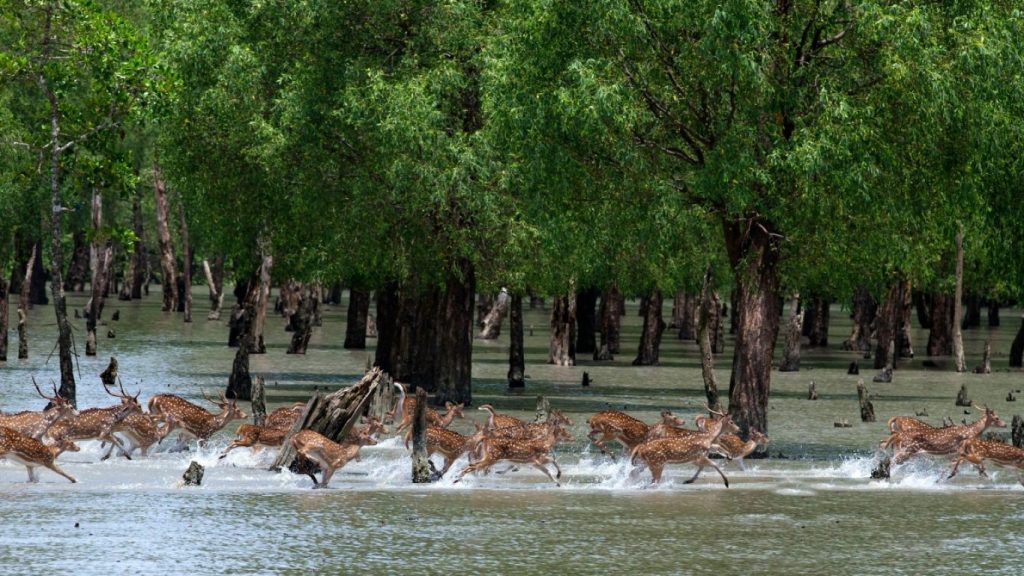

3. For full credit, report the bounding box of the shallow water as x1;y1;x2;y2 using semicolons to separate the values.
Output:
1;290;1023;575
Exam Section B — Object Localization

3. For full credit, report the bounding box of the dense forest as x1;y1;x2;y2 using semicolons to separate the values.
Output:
2;0;1023;439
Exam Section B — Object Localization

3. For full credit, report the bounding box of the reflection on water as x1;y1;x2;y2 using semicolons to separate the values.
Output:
2;290;1024;574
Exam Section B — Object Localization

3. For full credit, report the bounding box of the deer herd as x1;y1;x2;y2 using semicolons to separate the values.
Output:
1;379;1023;488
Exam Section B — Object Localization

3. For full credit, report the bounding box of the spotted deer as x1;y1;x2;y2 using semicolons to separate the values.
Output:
0;426;80;483
478;404;531;430
101;414;172;460
0;379;78;439
881;405;1006;466
265;402;307;429
45;383;143;458
396;394;464;448
713;430;769;470
887;416;940;434
149;390;247;447
629;410;739;486
426;423;489;477
947;437;1024;480
587;410;686;458
290;426;378;488
454;419;570;486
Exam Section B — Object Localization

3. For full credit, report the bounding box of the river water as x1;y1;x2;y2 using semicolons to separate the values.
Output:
1;291;1022;575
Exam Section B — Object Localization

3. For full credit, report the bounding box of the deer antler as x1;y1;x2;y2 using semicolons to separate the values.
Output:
32;376;55;401
703;403;727;417
200;388;222;406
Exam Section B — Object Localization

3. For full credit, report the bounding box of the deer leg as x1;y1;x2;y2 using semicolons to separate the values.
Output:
46;463;77;483
649;463;663;485
26;466;38;483
102;433;132;461
316;466;337;488
100;442;117;461
699;456;729;488
947;457;965;479
530;462;560;487
219;441;242;460
736;457;747;472
683;463;704;484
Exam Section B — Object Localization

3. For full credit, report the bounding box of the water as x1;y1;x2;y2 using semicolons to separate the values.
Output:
2;290;1023;574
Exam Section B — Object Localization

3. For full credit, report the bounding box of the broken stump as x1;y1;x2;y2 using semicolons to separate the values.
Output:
955;384;972;407
182;461;205;486
871;457;891;480
100;357;118;387
808;382;818;400
1013;415;1024;449
857;381;875;422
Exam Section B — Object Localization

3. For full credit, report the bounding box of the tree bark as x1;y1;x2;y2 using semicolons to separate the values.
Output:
179;204;192;323
874;282;899;370
779;294;803;372
1011;314;1024;368
574;288;598;353
374;282;400;373
411;387;431;483
476;293;493;329
478;288;510;340
250;252;272;354
633;289;664;366
120;187;146;300
434;259;475;406
29;241;48;307
202;257;225;320
0;274;7;362
595;284;621;360
844;286;876;352
953;230;966;372
672;291;696;340
988;301;1000;328
18;244;37;360
804;297;830;348
926;293;954;357
153;164;178;313
344;288;370;349
327;282;342;305
64;230;89;292
709;291;725;354
962;294;982;330
286;284;317;355
227;270;259;400
697;267;721;413
724;217;781;437
86;190;114;356
508;292;525;389
548;292;576;366
913;290;933;330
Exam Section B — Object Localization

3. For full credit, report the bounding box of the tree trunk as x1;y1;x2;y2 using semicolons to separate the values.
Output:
179;204;192;323
779;294;803;372
251;376;266;427
250;252;272;354
0;274;8;362
962;294;982;330
913;290;933;330
633;289;664;366
804;297;830;348
86;190;114;357
926;293;954;357
286;284;316;355
227;270;259;401
202;257;225;320
988;301;1000;328
574;288;598;353
411;387;432;483
18;244;37;360
374;282;400;373
327;282;342;305
724;218;782;437
344;288;370;349
434;259;475;406
1011;314;1024;368
120;188;146;300
710;291;725;354
874;282;900;370
479;288;510;340
844;286;876;352
697;267;721;413
29;242;48;306
549;292;576;366
476;293;493;329
64;230;89;292
153;164;178;313
953;230;966;372
671;291;695;340
595;284;621;360
508;292;525;389
729;289;739;335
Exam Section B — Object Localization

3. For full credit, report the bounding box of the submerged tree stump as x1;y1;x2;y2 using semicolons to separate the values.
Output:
1012;416;1024;449
534;396;551;423
251;376;267;427
100;357;118;387
871;457;891;480
271;368;388;473
411;388;431;484
973;338;992;374
847;361;859;375
955;385;972;407
808;382;818;400
182;461;205;486
857;381;875;422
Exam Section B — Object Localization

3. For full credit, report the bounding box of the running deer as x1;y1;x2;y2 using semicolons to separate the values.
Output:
587;410;686;458
713;429;770;470
101;414;172;460
221;416;387;460
0;379;78;439
880;405;1006;465
887;416;940;434
947;437;1024;480
149;390;247;447
629;409;739;486
426;423;488;477
0;426;80;483
45;383;143;458
290;426;377;488
478;404;531;430
396;393;464;448
454;420;570;486
265;402;307;429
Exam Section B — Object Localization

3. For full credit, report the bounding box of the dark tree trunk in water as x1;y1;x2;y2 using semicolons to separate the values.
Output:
508;293;525;389
476;293;493;329
202;257;225;320
120;188;146;300
86;190;115;357
914;290;932;330
897;278;914;359
729;290;739;335
344;288;370;349
574;288;598;354
710;292;725;354
549;293;576;366
697;267;721;412
17;245;36;360
29;244;47;306
633;289;664;366
724;218;782;437
779;295;802;372
874;282;901;370
844;286;876;352
326;283;342;305
1011;314;1024;368
250;253;272;354
953;231;966;372
153;164;178;312
287;285;317;355
179;204;193;323
0;275;7;361
962;294;982;330
804;297;830;348
435;259;475;406
926;293;954;357
479;288;511;340
64;230;89;292
672;291;696;340
227;269;260;401
988;301;1000;328
595;284;621;360
374;282;400;373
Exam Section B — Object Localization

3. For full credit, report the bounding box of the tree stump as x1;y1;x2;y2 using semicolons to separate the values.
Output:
871;457;891;479
100;357;118;387
808;382;818;400
872;368;892;383
581;372;591;387
857;381;875;422
955;385;972;407
111;310;119;321
973;338;992;374
534;396;551;423
1012;416;1024;449
411;388;431;484
182;461;204;486
17;309;27;359
847;361;859;375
